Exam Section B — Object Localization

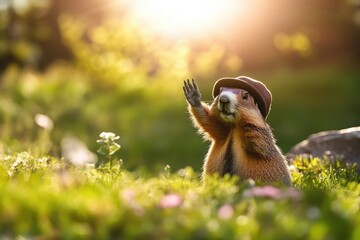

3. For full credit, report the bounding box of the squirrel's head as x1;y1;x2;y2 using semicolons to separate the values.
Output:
212;76;272;120
216;87;263;123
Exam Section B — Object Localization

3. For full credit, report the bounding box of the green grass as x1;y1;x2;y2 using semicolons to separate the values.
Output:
1;152;360;239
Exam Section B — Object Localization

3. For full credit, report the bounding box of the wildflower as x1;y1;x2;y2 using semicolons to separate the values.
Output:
159;194;182;208
245;186;282;199
61;136;97;166
243;186;302;200
218;204;234;220
98;132;120;142
97;132;121;157
35;114;53;130
122;189;136;203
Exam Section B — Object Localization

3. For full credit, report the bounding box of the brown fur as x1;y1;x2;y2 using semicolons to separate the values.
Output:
188;91;291;186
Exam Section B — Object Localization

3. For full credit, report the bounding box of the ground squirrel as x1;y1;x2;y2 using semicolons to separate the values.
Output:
183;77;291;186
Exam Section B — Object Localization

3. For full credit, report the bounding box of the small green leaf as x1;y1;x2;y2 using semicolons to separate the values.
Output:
108;143;121;156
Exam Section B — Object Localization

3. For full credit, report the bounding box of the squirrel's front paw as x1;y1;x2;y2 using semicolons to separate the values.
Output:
183;79;202;107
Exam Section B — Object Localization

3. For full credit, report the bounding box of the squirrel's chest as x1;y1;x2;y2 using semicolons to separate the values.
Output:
221;135;247;176
222;138;235;176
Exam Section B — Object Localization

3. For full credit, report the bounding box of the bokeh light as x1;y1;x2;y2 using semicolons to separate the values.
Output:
127;0;246;37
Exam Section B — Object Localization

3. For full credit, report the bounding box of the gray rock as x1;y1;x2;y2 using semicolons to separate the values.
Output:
286;127;360;168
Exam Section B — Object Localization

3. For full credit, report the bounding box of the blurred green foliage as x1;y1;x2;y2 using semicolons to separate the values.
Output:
1;62;359;171
1;153;360;239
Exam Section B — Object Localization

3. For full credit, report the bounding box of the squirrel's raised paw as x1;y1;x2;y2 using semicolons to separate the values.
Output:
183;79;202;107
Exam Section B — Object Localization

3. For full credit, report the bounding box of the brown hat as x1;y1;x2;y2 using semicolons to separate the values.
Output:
212;76;272;119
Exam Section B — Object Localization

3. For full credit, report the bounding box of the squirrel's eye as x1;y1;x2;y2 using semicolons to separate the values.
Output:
242;92;249;100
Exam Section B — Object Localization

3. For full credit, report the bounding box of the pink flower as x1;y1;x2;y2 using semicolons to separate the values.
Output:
252;186;282;198
159;194;182;208
218;204;234;220
122;189;136;203
243;186;302;200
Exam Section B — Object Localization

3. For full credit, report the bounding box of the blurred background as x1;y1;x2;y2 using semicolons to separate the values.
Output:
0;0;359;172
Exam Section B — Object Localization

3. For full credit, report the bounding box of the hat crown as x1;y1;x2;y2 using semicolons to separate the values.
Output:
212;76;272;119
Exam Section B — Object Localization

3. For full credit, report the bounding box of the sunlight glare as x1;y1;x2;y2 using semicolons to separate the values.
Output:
128;0;241;37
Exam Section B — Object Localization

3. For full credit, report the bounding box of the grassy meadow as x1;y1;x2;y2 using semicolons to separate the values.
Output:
1;150;360;239
1;1;360;238
0;64;359;238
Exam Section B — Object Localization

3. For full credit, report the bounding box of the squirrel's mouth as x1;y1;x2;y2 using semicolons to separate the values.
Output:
221;109;234;115
218;98;236;121
220;110;235;121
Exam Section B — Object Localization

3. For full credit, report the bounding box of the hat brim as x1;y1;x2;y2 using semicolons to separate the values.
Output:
212;77;269;118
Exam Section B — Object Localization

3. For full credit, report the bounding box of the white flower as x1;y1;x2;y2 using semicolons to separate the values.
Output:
99;132;119;140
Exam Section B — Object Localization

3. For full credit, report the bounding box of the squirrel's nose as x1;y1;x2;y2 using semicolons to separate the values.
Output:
220;95;230;104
